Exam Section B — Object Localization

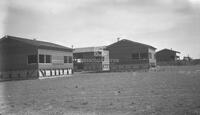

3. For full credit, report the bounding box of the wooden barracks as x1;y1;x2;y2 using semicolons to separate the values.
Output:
156;48;180;65
0;35;73;81
106;39;156;71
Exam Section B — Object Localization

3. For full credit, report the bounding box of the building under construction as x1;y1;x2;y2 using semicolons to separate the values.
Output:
73;46;110;72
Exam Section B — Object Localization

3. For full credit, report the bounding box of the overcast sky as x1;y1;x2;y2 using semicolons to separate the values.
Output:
0;0;200;58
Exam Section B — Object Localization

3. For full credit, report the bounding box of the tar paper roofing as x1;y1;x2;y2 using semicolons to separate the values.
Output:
1;35;72;52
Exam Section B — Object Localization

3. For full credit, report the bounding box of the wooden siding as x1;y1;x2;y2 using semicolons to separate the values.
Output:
106;40;157;71
107;41;149;65
0;38;74;80
156;50;177;62
38;49;73;69
0;38;38;71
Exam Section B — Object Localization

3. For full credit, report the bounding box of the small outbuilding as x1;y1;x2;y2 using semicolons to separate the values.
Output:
156;48;180;64
0;35;73;81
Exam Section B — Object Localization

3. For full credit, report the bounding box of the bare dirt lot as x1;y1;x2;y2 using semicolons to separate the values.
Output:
1;66;200;115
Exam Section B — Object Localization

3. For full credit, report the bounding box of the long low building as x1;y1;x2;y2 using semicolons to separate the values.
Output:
0;35;73;81
106;39;156;71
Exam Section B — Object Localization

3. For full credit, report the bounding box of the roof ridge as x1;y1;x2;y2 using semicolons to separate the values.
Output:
2;35;72;51
157;48;180;53
75;46;106;49
106;38;156;49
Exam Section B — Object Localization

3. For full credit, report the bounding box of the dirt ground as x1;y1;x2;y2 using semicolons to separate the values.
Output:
0;66;200;115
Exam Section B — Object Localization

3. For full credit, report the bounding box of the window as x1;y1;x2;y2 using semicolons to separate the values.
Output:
76;54;83;58
170;55;175;60
39;54;52;63
149;53;152;59
140;53;148;59
102;57;105;61
94;51;101;57
64;56;68;63
28;55;37;64
46;55;52;63
69;56;72;63
132;53;139;60
64;56;73;63
39;55;45;63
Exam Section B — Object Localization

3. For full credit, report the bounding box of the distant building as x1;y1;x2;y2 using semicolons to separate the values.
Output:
0;35;73;81
156;48;180;63
73;46;110;72
106;39;156;71
183;56;192;62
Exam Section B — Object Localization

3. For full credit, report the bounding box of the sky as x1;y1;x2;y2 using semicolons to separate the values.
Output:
0;0;200;58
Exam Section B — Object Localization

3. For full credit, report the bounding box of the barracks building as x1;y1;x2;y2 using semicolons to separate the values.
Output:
0;35;73;81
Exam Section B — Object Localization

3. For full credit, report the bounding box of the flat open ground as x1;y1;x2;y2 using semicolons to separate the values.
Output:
1;66;200;115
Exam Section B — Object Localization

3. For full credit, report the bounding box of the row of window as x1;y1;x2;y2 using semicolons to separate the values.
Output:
28;55;72;64
39;55;52;63
64;56;73;63
132;53;154;60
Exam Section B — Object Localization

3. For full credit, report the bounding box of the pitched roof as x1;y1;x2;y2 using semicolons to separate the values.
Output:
156;48;180;54
106;39;156;49
1;35;72;51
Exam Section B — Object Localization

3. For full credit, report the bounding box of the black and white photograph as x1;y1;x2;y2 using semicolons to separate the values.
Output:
0;0;200;114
